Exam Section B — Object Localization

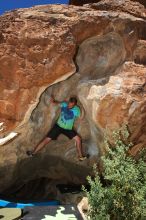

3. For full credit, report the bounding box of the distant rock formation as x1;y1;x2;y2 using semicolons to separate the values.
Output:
69;0;100;6
69;0;146;8
132;0;146;7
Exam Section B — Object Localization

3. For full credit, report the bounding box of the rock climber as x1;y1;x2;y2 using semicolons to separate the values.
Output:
26;96;87;161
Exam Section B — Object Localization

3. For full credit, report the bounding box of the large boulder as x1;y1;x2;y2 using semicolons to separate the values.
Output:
76;32;126;78
0;1;146;200
78;62;146;154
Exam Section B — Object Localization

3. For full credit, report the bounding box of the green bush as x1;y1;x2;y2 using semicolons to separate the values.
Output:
83;130;146;220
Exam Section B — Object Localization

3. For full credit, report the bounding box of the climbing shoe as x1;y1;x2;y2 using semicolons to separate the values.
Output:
26;150;34;157
78;156;87;161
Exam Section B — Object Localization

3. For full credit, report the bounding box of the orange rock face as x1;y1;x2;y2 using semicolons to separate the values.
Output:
78;62;146;153
95;62;146;137
0;6;78;132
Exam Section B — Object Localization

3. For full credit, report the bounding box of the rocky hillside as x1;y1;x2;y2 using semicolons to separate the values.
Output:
0;0;145;200
69;0;146;8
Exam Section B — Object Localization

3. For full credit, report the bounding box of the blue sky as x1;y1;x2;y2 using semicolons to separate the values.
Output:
0;0;69;15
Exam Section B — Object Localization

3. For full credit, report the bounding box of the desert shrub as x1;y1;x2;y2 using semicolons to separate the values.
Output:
83;130;146;220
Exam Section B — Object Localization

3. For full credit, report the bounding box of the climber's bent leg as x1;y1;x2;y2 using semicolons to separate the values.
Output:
26;124;61;157
73;135;84;158
32;137;52;154
33;124;63;154
26;137;52;156
61;128;86;160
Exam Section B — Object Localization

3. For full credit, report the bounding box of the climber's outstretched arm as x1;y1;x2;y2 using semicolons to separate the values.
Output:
50;96;61;105
50;96;68;105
